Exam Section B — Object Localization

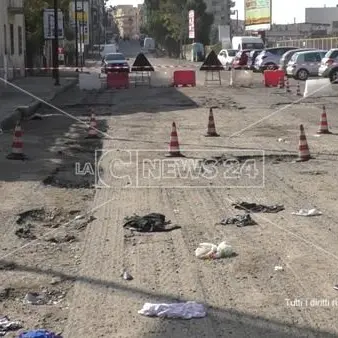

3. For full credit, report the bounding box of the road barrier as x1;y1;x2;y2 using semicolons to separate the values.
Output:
79;73;102;90
230;69;254;87
264;70;285;87
107;72;129;89
303;78;333;98
173;70;196;87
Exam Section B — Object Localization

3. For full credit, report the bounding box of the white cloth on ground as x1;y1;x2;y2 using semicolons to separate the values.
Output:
138;301;206;319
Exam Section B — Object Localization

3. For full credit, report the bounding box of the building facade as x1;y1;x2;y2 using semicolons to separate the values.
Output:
204;0;230;27
0;0;25;80
114;5;142;39
305;6;338;33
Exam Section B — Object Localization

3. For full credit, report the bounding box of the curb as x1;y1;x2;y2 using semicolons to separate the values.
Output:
0;77;78;131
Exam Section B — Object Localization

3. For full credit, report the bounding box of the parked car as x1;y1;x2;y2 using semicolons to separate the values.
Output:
318;48;338;82
217;49;237;70
232;49;250;69
279;48;316;72
286;50;327;80
101;53;130;73
248;49;263;70
254;47;298;71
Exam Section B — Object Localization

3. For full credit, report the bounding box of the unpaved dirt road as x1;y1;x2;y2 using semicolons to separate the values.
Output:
2;55;338;337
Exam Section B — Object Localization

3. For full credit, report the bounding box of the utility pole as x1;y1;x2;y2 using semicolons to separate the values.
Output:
81;0;85;69
75;0;79;70
53;0;60;85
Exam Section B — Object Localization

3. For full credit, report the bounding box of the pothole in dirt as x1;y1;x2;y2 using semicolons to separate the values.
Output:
204;153;298;165
14;207;95;241
43;166;95;189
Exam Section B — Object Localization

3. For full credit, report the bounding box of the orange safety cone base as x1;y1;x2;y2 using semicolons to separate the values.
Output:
204;132;220;137
165;152;185;157
6;153;27;160
296;155;312;162
317;130;332;134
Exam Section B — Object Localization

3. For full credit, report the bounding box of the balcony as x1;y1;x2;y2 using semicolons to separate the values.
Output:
7;0;24;14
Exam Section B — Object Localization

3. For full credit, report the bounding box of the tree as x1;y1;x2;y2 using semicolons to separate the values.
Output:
143;0;213;56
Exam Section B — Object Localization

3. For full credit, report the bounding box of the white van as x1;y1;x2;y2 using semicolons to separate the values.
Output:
143;37;155;51
100;44;117;58
232;36;264;50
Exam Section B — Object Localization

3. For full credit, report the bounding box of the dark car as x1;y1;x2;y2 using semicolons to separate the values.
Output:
232;50;250;69
101;53;130;73
248;49;263;71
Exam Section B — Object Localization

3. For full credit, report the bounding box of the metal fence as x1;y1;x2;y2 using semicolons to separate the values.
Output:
276;37;338;50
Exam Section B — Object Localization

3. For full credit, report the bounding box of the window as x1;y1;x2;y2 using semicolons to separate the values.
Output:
304;53;316;62
10;24;14;55
18;26;23;55
4;25;7;55
328;50;338;59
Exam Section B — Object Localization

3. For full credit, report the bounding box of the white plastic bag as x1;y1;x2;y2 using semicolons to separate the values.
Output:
195;241;233;259
195;243;217;259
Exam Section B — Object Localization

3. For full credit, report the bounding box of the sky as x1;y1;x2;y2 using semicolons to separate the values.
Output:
107;0;338;24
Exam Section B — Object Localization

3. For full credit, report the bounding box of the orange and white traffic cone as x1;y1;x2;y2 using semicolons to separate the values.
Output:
296;82;301;96
166;122;184;157
85;112;99;139
297;124;311;162
205;108;220;137
7;122;26;160
279;76;284;89
317;105;332;134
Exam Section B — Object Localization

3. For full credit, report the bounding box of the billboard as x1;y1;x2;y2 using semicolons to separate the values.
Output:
43;9;64;39
188;10;195;39
69;1;89;44
245;0;271;31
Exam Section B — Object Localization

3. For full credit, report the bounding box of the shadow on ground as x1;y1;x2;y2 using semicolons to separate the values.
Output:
1;259;336;338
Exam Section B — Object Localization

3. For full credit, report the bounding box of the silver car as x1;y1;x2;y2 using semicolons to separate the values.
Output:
318;48;338;82
254;47;298;71
279;48;316;72
286;50;327;80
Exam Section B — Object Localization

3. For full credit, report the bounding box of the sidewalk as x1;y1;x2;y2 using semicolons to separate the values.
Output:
0;75;78;130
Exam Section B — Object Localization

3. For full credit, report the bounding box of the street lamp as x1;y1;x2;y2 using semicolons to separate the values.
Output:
53;0;60;85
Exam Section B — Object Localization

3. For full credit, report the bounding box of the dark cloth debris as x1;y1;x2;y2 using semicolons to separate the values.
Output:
123;213;181;232
0;315;22;336
232;202;284;213
15;226;37;239
220;213;257;227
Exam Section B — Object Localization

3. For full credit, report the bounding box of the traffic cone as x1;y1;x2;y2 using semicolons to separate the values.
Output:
166;122;184;157
317;105;332;134
285;77;291;93
205;108;220;137
296;82;301;96
7;122;26;160
279;76;284;89
297;124;311;162
85;112;99;139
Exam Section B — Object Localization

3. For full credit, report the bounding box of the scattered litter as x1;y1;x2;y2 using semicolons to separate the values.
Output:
123;213;181;232
18;329;63;338
233;202;284;213
195;241;234;259
24;292;46;305
0;315;22;336
15;225;37;239
219;213;256;227
274;266;284;271
138;301;206;319
74;215;85;220
333;285;338;291
292;209;322;217
122;270;133;281
50;277;62;285
277;138;290;143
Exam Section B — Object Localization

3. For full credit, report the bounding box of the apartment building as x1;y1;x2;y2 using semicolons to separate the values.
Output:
204;0;230;27
0;0;26;80
114;5;142;39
